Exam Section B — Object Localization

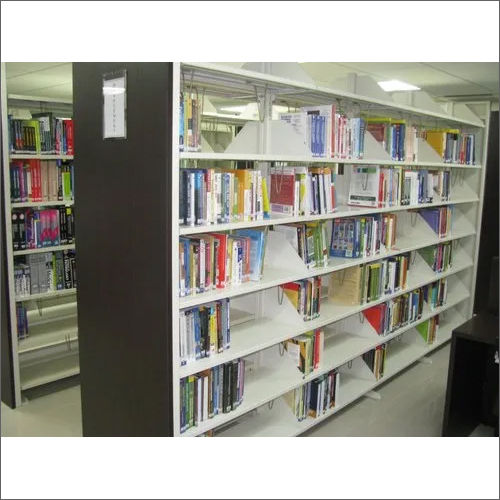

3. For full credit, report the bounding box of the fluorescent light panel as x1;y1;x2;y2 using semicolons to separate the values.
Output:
378;79;420;92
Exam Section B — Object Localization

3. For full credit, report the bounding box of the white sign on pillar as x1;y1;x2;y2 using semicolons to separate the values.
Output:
103;70;127;139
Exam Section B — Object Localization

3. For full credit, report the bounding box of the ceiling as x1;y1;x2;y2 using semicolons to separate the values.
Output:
5;62;499;103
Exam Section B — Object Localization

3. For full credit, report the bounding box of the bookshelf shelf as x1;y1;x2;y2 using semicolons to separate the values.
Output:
179;224;475;309
182;300;466;437
170;63;491;437
19;352;80;391
1;70;78;408
15;288;77;303
10;154;74;161
181;63;485;128
216;313;461;437
178;259;471;378
179;197;478;236
13;244;76;256
11;200;74;208
180;152;482;170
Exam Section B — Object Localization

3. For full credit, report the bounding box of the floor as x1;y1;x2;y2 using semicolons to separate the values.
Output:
0;343;494;437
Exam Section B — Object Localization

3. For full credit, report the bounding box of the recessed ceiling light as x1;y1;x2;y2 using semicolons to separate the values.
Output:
378;80;421;92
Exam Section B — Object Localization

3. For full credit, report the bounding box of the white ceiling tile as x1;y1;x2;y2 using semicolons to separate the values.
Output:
6;62;69;79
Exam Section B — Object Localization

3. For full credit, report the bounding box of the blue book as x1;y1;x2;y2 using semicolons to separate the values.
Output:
233;229;265;281
420;208;440;235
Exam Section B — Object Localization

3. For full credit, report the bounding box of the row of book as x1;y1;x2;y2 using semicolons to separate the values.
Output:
11;207;75;251
180;359;245;433
284;368;339;421
330;213;397;259
179;229;267;297
179;92;202;152
329;253;411;306
362;344;387;380
424;129;476;164
179;299;230;366
16;304;29;340
420;206;452;238
363;287;426;336
10;160;74;203
416;315;439;344
427;278;448;310
274;222;328;269
8;115;74;155
418;242;453;273
279;106;366;159
348;165;451;208
281;276;322;321
366;119;418;162
179;168;269;226
269;166;336;217
14;250;77;297
284;329;324;376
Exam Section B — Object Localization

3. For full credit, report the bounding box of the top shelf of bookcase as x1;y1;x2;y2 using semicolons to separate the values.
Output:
179;152;481;169
180;63;485;129
10;154;74;161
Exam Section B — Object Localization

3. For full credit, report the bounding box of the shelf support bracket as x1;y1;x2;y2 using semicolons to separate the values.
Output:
364;390;382;401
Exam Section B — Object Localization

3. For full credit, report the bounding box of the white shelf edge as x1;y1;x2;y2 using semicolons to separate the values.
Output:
13;244;75;256
11;200;74;208
15;288;77;303
180;152;482;169
181;63;485;128
181;297;467;436
178;259;472;378
179;197;478;236
179;228;475;309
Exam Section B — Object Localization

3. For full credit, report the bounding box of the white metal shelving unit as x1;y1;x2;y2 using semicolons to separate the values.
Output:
171;62;490;437
1;64;79;407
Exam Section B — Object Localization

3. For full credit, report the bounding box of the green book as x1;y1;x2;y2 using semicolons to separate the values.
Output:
419;245;437;270
416;320;430;343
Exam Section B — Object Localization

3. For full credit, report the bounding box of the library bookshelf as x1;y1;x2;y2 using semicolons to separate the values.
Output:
1;64;78;408
71;63;490;437
171;63;490;437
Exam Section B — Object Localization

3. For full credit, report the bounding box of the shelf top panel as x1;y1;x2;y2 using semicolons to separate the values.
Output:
180;63;485;128
179;152;482;169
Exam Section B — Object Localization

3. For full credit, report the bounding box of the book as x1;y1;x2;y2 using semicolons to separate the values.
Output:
281;276;321;321
179;358;244;433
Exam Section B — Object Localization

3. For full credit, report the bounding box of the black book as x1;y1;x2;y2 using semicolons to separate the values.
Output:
63;250;72;289
18;213;26;250
59;207;67;244
222;363;230;413
231;359;238;410
12;213;20;250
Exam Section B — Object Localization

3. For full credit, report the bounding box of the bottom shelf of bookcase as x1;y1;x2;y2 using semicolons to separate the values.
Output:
215;318;460;437
20;352;80;391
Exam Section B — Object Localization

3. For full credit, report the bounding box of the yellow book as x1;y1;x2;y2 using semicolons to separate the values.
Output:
209;306;217;353
234;170;252;221
328;265;363;305
261;177;270;218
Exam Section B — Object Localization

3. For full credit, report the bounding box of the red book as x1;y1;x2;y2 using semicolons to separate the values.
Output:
270;170;295;214
65;119;74;155
363;304;386;335
313;329;320;370
212;233;228;288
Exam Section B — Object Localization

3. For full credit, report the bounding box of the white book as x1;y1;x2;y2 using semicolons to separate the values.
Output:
189;173;196;226
199;238;206;292
214;173;222;223
324;173;332;214
318;173;325;214
203;375;209;422
293;180;300;217
306;174;314;216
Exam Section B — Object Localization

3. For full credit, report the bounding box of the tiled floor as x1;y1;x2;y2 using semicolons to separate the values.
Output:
1;343;490;437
